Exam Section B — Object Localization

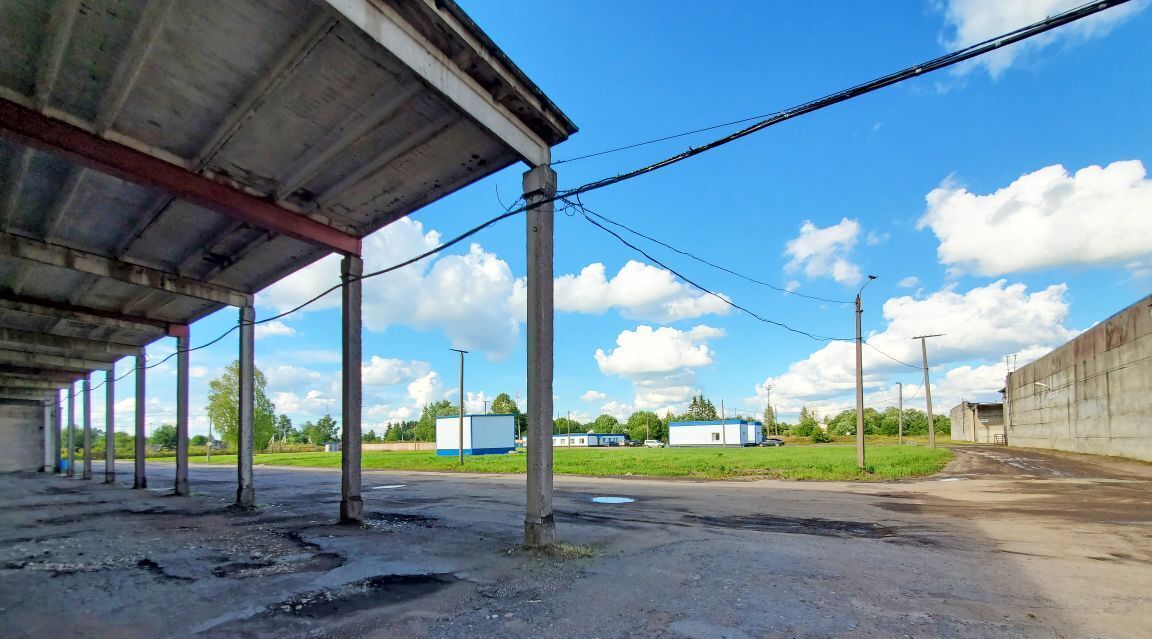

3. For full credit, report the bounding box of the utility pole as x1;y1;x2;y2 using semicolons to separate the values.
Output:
483;399;489;414
567;410;571;444
645;412;650;441
764;384;772;439
912;334;944;449
721;399;727;447
773;405;778;436
206;415;213;462
897;382;904;446
450;348;468;463
856;275;877;469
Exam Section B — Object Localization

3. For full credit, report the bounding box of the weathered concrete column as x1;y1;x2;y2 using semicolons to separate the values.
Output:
133;348;147;489
82;377;92;480
52;394;62;473
175;330;190;496
340;255;364;524
523;164;556;548
236;305;256;507
42;399;52;472
66;384;75;477
105;370;116;483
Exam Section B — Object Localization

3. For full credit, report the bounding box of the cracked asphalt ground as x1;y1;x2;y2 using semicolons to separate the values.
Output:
1;445;1150;638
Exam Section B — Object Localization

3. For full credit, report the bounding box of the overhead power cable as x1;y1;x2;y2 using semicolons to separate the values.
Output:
49;0;1127;393
577;204;852;305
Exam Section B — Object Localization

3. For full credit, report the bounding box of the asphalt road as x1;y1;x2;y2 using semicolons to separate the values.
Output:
1;445;1149;638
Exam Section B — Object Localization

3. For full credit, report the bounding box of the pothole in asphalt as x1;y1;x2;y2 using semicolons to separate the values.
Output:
363;512;439;531
268;573;459;619
937;477;967;482
591;496;634;504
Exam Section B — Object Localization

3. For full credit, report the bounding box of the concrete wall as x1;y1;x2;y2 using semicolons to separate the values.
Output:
950;402;1004;443
1007;294;1152;462
0;400;45;472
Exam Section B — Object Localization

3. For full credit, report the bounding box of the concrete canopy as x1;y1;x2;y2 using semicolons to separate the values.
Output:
0;0;576;388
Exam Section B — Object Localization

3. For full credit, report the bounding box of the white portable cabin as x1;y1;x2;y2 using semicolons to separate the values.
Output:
436;414;515;456
668;420;764;447
553;433;626;447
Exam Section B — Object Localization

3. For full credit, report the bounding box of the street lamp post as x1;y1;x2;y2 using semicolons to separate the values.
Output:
450;349;468;464
855;275;877;469
912;334;944;449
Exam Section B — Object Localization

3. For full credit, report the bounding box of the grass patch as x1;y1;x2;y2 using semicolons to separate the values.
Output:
162;444;952;481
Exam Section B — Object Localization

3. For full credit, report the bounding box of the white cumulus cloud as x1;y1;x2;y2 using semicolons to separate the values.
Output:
595;325;724;412
254;320;295;339
555;261;730;322
938;0;1144;78
784;218;863;285
580;390;607;402
920;160;1152;276
362;356;431;387
748;280;1078;416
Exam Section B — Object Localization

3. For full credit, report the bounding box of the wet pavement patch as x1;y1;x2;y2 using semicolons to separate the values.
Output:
591;496;635;504
371;484;406;490
268;573;459;619
684;513;936;545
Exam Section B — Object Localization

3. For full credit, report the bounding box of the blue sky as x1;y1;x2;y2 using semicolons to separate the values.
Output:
94;0;1151;436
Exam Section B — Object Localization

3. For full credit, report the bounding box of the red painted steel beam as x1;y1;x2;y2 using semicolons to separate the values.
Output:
0;99;361;256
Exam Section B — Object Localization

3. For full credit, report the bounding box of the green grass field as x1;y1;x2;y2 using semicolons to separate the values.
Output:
162;444;952;481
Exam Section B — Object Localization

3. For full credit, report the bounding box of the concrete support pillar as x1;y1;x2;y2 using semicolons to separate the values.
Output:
523;164;556;548
66;384;75;477
82;377;92;480
105;370;115;483
42;400;52;472
340;255;364;524
236;305;256;507
133;348;147;489
52;394;62;473
175;331;190;496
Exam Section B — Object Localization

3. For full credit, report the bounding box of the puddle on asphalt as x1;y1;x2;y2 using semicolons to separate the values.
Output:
937;477;967;482
363;512;439;531
371;485;406;490
591;496;634;504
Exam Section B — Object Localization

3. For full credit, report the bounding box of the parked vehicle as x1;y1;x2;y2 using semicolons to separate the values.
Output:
623;439;643;447
643;440;665;448
759;438;785;447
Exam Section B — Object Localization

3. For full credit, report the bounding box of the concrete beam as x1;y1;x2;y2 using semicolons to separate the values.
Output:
523;164;556;547
0;365;86;383
340;255;363;524
0;389;55;401
0;295;172;334
0;348;115;373
94;0;174;133
0;327;140;358
0;232;253;307
34;0;81;107
175;332;189;496
0;378;71;391
276;85;421;201
0;99;361;256
133;348;146;489
236;306;255;507
195;11;337;168
323;0;550;166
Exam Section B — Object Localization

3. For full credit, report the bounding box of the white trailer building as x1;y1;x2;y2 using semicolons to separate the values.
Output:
668;420;764;447
436;414;515;456
553;433;626;447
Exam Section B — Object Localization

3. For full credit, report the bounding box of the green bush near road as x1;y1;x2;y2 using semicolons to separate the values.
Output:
159;444;952;481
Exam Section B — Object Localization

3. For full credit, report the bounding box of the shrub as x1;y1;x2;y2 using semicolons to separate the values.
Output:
811;430;834;443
